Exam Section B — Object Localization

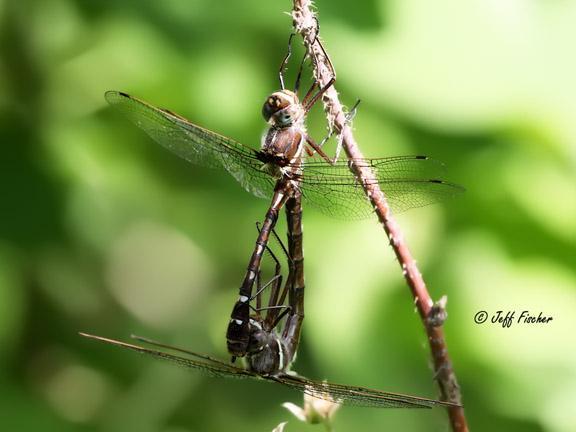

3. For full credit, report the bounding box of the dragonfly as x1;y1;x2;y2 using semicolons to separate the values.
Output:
81;204;459;409
104;37;463;359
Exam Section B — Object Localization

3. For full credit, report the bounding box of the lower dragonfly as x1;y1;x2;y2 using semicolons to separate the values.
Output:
103;34;464;360
81;193;459;409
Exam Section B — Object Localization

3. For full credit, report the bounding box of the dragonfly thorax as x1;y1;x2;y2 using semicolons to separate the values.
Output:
260;126;305;169
262;90;305;128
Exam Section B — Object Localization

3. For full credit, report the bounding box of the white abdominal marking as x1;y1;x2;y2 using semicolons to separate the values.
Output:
276;338;284;370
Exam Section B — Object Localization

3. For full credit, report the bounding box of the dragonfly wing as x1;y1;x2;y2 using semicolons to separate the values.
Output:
299;156;464;219
302;156;448;179
299;177;371;219
79;333;256;380
105;91;275;199
275;373;458;409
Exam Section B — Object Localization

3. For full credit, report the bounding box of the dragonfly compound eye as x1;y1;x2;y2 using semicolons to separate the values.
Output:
247;329;268;354
262;94;288;122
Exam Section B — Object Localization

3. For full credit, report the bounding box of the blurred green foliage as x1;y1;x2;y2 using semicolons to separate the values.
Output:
1;0;575;431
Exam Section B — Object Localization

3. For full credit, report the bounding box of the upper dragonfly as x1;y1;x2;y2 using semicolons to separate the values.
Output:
105;42;463;360
105;90;462;219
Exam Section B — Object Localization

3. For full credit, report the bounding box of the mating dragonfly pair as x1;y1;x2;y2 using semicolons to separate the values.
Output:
81;35;463;409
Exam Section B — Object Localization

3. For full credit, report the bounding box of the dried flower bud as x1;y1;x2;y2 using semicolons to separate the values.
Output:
282;389;341;426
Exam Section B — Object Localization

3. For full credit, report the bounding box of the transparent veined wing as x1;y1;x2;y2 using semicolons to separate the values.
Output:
298;156;465;219
105;91;275;199
274;373;458;409
105;91;464;218
80;333;256;380
80;333;460;409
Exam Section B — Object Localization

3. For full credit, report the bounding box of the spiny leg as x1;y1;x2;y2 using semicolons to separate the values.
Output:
250;274;283;313
297;79;338;165
266;225;293;327
309;16;336;80
303;77;335;114
279;33;295;90
279;26;314;98
322;99;361;163
263;226;285;327
306;99;361;164
272;238;291;314
252;223;290;330
269;307;292;332
226;190;289;358
301;15;336;110
293;43;308;95
301;81;318;107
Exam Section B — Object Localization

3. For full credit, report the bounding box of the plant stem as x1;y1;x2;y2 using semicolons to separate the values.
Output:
291;1;469;430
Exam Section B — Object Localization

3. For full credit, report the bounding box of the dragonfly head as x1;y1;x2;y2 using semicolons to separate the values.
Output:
262;90;304;128
246;318;269;354
246;321;288;375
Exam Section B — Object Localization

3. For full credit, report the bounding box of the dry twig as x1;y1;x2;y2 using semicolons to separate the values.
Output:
291;1;469;430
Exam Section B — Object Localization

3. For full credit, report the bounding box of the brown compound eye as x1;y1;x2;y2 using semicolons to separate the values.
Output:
262;95;289;122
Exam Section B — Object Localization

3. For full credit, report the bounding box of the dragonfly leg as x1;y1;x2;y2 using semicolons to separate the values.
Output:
253;304;290;313
301;81;318;107
303;77;335;113
265;274;290;330
250;274;282;310
267;223;292;267
299;16;337;117
255;222;290;267
227;189;289;357
269;306;293;330
332;99;361;163
266;227;292;329
253;222;293;330
293;44;308;95
309;16;336;80
305;134;333;164
265;255;283;325
267;225;292;324
279;33;296;90
307;99;361;164
280;30;312;96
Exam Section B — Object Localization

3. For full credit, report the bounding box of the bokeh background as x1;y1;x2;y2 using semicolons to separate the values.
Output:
1;0;575;431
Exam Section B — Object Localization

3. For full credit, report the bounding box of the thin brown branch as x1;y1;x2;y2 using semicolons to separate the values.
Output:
291;1;469;430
